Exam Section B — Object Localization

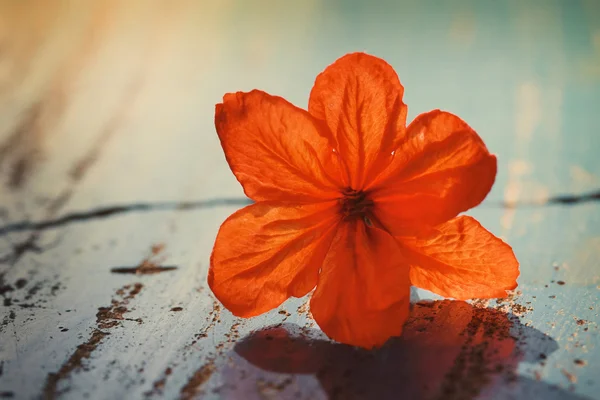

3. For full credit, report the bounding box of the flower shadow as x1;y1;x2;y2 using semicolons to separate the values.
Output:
229;300;589;400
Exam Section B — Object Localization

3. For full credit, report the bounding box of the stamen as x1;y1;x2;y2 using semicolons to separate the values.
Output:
339;188;374;220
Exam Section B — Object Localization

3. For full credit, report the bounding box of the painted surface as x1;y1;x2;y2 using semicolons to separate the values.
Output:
0;1;598;399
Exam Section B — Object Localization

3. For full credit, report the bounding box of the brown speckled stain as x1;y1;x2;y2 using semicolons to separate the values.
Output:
225;321;242;342
478;290;532;317
97;284;143;329
435;303;517;400
562;369;577;384
43;330;109;400
144;366;173;398
191;301;221;343
179;359;216;400
257;377;294;397
42;283;144;399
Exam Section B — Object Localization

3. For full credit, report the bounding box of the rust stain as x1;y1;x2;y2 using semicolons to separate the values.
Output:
151;243;165;255
144;366;173;398
561;368;577;384
114;282;144;300
42;283;143;399
191;301;221;343
224;321;241;342
43;329;109;400
296;297;315;328
179;359;216;400
296;299;310;315
96;285;144;330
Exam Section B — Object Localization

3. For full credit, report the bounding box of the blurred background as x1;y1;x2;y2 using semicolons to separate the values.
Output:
0;1;599;399
1;0;599;206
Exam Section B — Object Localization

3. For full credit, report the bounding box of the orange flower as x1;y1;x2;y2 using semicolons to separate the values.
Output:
209;53;519;349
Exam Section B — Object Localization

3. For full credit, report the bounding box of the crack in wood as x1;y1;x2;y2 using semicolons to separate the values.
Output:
110;243;177;275
110;265;178;275
499;189;600;208
0;198;252;237
1;188;598;240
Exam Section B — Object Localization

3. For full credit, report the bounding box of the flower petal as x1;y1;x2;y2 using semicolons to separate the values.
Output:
310;221;411;348
209;201;340;317
308;52;408;189
370;110;497;229
400;216;519;300
215;90;343;202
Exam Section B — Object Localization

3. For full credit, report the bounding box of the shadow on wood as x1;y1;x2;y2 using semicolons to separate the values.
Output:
231;301;589;400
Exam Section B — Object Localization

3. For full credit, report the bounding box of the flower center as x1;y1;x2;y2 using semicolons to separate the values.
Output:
339;188;374;222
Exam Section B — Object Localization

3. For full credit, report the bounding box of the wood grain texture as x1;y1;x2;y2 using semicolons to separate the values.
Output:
0;1;598;399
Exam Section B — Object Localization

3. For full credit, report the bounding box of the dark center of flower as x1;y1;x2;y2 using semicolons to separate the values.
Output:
339;188;374;224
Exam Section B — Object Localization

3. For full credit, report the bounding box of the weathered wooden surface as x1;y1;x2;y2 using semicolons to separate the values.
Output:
0;1;598;399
